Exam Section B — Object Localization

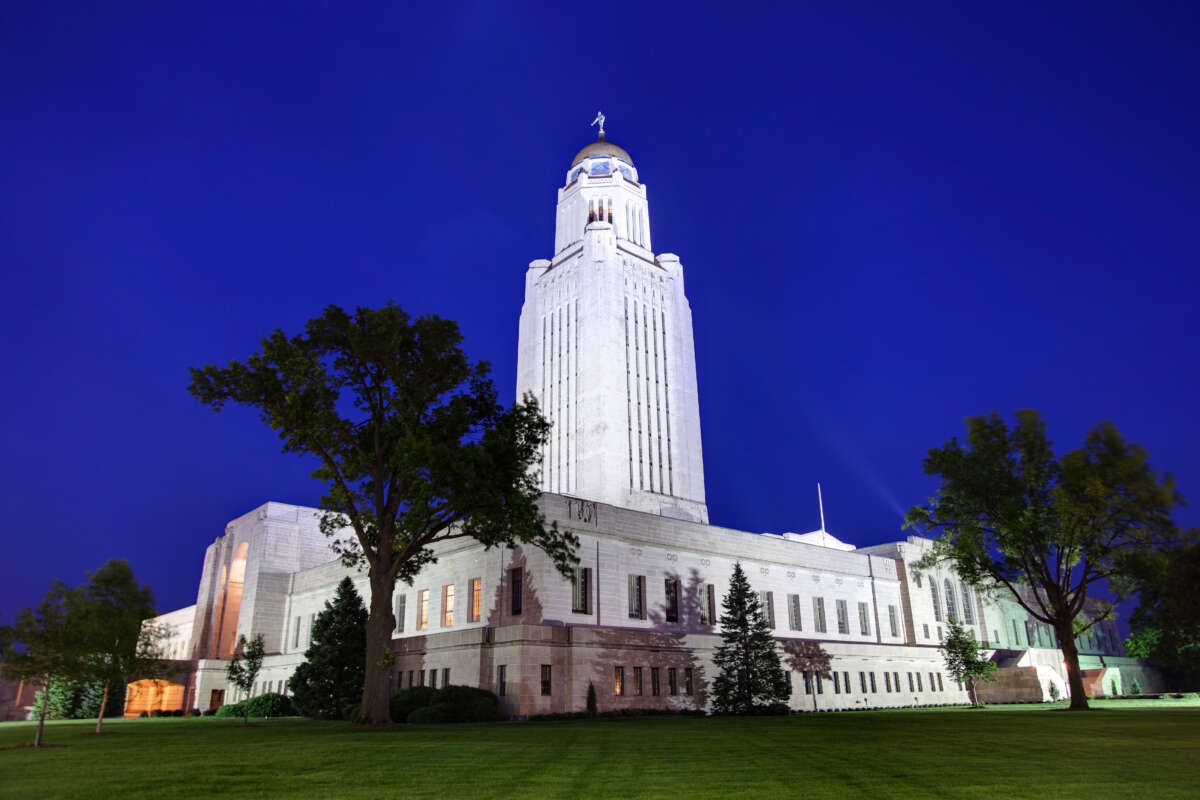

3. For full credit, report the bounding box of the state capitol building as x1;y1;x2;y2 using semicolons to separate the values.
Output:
124;127;1153;717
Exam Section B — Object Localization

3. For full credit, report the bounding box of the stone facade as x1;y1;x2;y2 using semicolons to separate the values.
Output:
120;130;1156;719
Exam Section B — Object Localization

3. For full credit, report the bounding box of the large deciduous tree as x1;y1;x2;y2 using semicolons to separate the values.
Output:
1122;536;1200;685
76;559;168;733
0;582;88;747
711;562;789;714
906;410;1181;710
189;304;577;724
289;576;367;719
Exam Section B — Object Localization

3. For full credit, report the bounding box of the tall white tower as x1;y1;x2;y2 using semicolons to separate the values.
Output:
516;130;708;523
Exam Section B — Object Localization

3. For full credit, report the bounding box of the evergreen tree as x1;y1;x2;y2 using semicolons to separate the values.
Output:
711;562;789;714
289;577;367;719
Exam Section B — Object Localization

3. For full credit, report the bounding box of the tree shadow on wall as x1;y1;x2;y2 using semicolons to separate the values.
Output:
584;567;709;713
779;638;833;711
478;547;545;711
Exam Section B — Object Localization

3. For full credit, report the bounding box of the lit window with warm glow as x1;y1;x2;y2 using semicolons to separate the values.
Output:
442;584;454;627
614;666;625;696
469;578;481;622
417;589;429;630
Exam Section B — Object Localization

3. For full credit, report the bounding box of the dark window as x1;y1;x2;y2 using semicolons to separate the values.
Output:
815;674;823;695
859;671;867;693
937;673;944;692
803;672;812;695
510;568;523;616
628;575;646;619
407;670;413;688
788;594;802;631
668;668;678;696
833;672;841;694
633;666;643;696
704;584;716;625
843;671;851;694
907;672;914;692
813;597;827;633
760;591;775;628
858;601;871;636
418;670;425;687
916;673;923;692
572;568;591;614
651;667;661;696
429;670;437;689
395;594;406;633
684;668;694;695
893;672;900;693
884;672;892;692
836;599;849;634
929;671;936;691
541;664;552;696
869;672;877;693
665;578;680;622
497;665;506;696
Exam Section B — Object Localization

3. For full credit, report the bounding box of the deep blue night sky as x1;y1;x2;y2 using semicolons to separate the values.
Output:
2;2;1197;623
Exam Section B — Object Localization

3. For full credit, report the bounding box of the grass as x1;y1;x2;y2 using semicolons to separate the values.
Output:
2;699;1199;799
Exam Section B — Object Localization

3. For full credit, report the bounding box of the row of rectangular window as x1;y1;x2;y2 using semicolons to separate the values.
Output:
400;667;453;690
613;665;694;697
803;670;947;695
396;577;485;633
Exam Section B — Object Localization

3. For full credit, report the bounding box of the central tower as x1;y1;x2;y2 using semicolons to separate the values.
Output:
516;130;708;523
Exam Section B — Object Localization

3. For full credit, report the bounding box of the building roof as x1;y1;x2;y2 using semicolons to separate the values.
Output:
570;135;634;167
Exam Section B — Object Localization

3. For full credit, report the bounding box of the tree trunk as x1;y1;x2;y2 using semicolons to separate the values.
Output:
1057;620;1090;710
357;569;396;725
95;680;110;734
967;677;977;707
34;678;50;748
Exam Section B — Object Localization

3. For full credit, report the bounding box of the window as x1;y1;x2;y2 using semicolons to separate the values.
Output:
628;575;646;619
468;578;481;623
293;616;301;648
760;591;775;628
937;626;942;641
614;666;625;696
893;672;900;693
960;583;974;624
930;583;943;622
869;672;877;693
395;594;406;633
936;673;944;692
510;568;523;615
787;594;802;631
497;665;506;696
665;578;680;622
441;584;455;627
417;589;429;630
700;584;716;625
888;605;899;638
836;599;849;634
944;579;958;622
633;666;643;696
813;597;827;633
859;672;868;693
923;623;930;639
858;602;871;636
429;670;437;689
572;568;592;614
785;671;792;695
994;629;1000;645
916;673;923;692
815;673;823;694
833;672;841;694
913;570;923;588
885;672;892;692
443;668;450;686
907;672;914;692
651;667;661;696
668;668;678;696
1013;619;1021;645
684;668;694;695
541;665;552;696
407;670;414;688
803;672;812;695
844;671;851;694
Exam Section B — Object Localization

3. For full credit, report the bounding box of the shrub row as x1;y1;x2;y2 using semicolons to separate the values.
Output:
528;707;708;722
389;684;502;723
212;693;299;718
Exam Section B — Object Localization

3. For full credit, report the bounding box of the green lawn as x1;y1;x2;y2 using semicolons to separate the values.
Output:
2;701;1199;799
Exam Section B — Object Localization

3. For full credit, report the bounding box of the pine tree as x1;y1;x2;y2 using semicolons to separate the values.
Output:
711;562;789;714
288;576;368;720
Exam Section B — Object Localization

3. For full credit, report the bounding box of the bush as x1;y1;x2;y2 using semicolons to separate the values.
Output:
407;703;457;724
245;692;297;718
469;696;504;722
189;708;202;717
1131;678;1143;695
342;702;360;722
214;701;246;718
1049;684;1060;701
138;711;148;718
389;686;439;723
